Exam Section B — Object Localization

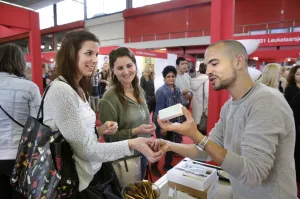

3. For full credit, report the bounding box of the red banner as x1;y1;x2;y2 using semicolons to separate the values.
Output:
234;32;300;47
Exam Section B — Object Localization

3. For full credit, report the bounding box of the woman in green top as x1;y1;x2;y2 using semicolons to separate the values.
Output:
99;47;156;181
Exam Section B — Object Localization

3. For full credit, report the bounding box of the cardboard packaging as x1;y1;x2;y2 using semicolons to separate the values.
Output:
159;104;183;121
166;159;218;191
168;176;219;199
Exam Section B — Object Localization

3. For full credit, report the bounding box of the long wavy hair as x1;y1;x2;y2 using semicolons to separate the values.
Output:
142;63;155;81
53;30;99;98
109;47;143;105
287;65;300;87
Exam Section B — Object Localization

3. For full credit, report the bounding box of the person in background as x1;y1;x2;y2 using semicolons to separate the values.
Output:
285;65;300;104
42;63;51;89
191;62;209;133
24;66;32;80
189;68;197;78
175;57;193;109
152;66;185;175
0;43;41;199
258;63;281;91
99;62;111;98
285;65;300;191
99;47;156;181
42;31;162;198
140;63;156;119
89;66;100;114
157;40;297;199
280;66;288;92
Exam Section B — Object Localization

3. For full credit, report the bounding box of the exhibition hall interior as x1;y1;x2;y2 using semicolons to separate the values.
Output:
1;0;300;198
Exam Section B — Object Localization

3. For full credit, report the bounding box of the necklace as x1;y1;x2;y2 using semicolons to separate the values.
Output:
241;86;253;99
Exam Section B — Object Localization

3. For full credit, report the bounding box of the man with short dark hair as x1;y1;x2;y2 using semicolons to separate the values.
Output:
175;57;193;109
158;40;297;199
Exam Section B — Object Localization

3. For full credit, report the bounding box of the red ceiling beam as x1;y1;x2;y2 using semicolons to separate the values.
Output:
0;25;29;39
41;20;84;35
123;0;211;18
0;2;31;29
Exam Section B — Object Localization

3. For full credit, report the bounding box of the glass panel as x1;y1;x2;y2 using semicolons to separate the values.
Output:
132;0;170;8
41;34;53;52
36;5;54;29
86;0;126;19
57;0;84;25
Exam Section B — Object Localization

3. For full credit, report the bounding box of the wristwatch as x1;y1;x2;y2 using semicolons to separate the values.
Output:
194;136;209;151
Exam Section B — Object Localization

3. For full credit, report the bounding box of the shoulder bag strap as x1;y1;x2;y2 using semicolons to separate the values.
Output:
202;81;206;113
0;105;25;128
37;77;65;120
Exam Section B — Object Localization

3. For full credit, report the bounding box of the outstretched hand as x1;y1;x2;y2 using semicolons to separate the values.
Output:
130;138;163;163
157;106;199;141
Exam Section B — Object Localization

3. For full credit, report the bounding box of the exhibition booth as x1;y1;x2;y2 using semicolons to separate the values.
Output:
25;46;196;92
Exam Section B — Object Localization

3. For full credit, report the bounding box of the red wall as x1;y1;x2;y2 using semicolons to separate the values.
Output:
124;0;300;42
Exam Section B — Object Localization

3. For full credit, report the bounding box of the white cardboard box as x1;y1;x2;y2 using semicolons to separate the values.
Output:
166;159;218;191
158;103;183;121
168;176;219;199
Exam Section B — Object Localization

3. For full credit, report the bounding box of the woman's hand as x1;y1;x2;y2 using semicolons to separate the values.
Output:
98;121;118;136
132;123;156;135
128;138;163;163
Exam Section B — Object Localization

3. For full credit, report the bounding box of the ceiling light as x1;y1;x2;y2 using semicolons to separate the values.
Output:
41;45;45;49
287;58;291;62
49;46;52;50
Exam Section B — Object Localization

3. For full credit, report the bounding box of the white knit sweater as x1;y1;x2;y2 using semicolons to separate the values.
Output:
43;78;133;191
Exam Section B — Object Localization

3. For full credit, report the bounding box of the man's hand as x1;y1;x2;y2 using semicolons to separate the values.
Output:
161;129;167;136
157;106;199;141
128;138;163;163
157;139;172;153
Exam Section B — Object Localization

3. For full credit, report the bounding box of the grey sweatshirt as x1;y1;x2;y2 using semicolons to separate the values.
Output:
196;83;297;199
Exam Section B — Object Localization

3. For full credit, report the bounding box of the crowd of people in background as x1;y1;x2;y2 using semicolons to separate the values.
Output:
0;29;300;198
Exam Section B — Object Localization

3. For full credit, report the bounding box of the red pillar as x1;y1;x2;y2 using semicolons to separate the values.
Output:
207;0;235;133
256;61;261;70
29;12;43;94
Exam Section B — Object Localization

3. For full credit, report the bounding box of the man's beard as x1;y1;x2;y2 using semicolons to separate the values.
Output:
213;69;237;91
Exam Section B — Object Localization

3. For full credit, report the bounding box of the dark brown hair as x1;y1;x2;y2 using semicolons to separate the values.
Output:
287;65;300;86
0;43;26;77
53;30;99;97
199;62;207;74
109;47;143;105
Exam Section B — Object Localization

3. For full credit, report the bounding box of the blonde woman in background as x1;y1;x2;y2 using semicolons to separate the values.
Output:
258;63;281;90
140;63;156;116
